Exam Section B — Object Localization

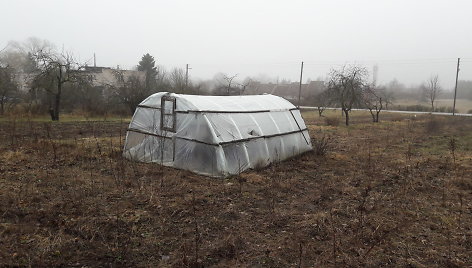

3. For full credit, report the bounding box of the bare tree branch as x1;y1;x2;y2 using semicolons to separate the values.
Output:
30;48;88;120
223;74;238;95
326;65;368;126
422;75;442;112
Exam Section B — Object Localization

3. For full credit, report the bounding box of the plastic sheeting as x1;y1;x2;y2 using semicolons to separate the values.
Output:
123;92;312;177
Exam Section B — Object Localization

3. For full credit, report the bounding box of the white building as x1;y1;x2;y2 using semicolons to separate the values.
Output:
81;66;146;88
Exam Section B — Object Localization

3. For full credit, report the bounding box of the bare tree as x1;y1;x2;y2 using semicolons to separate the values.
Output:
363;85;391;122
383;90;395;110
156;65;170;91
4;38;87;120
169;68;186;93
0;66;19;115
314;89;331;117
3;37;54;72
111;70;149;114
31;50;86;120
223;74;238;95
237;77;252;95
61;76;105;116
422;75;442;112
326;65;368;126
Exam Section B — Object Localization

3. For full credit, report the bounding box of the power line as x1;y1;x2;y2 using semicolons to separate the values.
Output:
187;58;466;67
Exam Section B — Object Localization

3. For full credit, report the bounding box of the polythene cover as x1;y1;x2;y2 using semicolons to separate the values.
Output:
124;92;312;177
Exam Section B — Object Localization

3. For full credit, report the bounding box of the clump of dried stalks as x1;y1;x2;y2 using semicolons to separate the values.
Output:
311;135;333;156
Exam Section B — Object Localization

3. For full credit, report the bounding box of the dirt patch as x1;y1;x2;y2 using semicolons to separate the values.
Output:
0;113;471;267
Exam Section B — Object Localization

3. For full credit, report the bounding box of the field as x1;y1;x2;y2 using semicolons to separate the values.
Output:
0;111;471;267
393;98;472;113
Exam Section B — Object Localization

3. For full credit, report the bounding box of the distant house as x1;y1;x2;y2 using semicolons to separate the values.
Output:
81;66;146;88
14;72;37;92
245;80;325;105
13;66;146;92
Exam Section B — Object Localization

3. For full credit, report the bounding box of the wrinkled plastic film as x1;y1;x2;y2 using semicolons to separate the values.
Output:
124;92;312;177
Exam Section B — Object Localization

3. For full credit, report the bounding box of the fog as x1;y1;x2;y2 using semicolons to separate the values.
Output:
1;0;472;88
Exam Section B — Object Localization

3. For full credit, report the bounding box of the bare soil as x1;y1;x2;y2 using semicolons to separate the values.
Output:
0;112;471;267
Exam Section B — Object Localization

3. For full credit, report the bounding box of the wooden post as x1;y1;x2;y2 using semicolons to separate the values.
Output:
452;58;460;116
298;61;304;108
185;64;192;93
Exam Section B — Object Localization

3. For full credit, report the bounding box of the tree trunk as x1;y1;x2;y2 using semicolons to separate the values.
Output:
344;109;350;126
0;99;4;115
375;111;380;122
369;109;375;122
49;106;55;120
51;76;62;121
129;104;136;115
53;92;60;121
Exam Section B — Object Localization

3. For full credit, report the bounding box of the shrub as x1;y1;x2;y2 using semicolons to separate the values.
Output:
392;105;431;112
311;135;332;156
468;109;472;114
434;106;456;113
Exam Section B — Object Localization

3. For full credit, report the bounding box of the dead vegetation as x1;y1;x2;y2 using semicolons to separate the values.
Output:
0;112;471;267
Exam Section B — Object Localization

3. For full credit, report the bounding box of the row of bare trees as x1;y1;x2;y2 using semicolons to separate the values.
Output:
0;38;92;120
31;50;88;120
0;38;451;121
0;38;208;120
316;65;391;125
314;64;446;125
0;66;19;115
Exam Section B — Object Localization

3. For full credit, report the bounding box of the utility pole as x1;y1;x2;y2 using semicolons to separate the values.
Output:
372;64;378;87
185;64;192;93
93;53;96;67
297;61;304;108
452;58;460;116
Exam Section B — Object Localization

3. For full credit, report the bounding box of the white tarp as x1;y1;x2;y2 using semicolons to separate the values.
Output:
123;92;312;177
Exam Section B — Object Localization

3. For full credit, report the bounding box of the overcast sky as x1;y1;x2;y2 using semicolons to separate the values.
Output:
1;0;472;89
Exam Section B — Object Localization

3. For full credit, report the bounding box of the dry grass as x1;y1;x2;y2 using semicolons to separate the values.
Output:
0;113;471;267
394;98;472;114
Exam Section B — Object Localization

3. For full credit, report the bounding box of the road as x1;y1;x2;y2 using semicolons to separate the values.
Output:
299;106;472;117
